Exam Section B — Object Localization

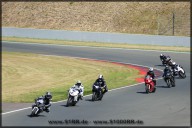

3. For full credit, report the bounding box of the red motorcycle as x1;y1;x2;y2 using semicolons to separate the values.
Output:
144;75;156;93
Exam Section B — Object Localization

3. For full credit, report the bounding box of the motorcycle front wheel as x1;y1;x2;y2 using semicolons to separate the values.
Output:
66;97;73;107
31;107;38;116
166;79;171;88
179;71;186;78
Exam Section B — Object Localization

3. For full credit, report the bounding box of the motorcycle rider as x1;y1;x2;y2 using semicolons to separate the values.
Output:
72;80;84;100
165;56;172;65
43;92;52;113
170;61;178;76
146;67;156;86
162;65;175;83
93;74;108;94
160;54;167;63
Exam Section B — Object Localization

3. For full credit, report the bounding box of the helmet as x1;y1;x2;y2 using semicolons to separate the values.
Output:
160;54;163;56
76;80;81;86
45;92;52;99
149;67;153;71
165;65;169;70
98;74;103;79
172;62;176;65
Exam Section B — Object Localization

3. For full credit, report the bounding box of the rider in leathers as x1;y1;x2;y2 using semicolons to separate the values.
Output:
72;80;84;100
32;92;52;113
146;67;156;86
43;92;52;113
162;65;175;83
93;75;108;94
160;54;167;64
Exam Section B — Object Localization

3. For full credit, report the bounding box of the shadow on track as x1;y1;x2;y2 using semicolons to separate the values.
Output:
60;105;68;107
60;105;80;107
85;99;94;102
155;64;165;67
136;91;148;94
27;114;46;118
156;85;168;88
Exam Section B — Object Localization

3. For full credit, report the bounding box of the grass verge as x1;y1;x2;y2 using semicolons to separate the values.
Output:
2;37;190;52
2;51;144;103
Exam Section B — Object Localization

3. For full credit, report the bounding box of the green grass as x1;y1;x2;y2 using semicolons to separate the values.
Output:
2;52;143;103
2;37;190;52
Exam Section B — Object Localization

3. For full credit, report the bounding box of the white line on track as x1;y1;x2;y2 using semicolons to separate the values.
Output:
1;47;164;115
2;41;190;54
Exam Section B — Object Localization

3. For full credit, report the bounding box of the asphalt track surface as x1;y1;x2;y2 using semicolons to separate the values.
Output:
2;41;190;126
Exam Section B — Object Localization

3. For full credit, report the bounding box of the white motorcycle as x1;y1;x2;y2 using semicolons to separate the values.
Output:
173;65;186;78
31;97;45;116
66;87;80;107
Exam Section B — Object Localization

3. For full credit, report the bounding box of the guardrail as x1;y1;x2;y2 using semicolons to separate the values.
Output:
2;27;190;47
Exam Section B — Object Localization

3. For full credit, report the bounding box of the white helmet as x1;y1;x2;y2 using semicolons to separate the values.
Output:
160;54;163;56
76;80;81;86
98;74;103;79
149;67;153;71
172;62;176;65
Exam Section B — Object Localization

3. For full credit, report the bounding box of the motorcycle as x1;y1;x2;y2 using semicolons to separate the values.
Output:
92;82;104;101
66;87;80;107
144;75;156;93
173;65;186;78
31;97;45;116
164;72;175;88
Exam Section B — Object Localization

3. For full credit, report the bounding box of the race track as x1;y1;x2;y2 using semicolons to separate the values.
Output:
2;41;190;126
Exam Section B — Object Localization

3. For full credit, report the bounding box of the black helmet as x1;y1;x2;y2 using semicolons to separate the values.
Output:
45;92;52;99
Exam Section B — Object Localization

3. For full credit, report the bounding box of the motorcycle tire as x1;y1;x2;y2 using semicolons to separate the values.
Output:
166;79;171;88
31;107;38;116
92;92;96;101
179;71;186;78
145;84;150;94
152;88;156;93
66;97;73;107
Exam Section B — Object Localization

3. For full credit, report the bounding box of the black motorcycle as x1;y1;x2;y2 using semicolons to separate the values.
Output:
31;97;45;116
164;72;175;88
92;82;104;101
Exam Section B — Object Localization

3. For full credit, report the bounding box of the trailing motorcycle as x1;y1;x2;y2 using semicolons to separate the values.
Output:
31;97;45;116
92;82;104;101
66;87;80;107
164;72;175;88
144;75;156;93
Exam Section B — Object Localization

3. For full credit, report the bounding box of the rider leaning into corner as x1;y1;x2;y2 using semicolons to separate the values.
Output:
160;54;167;61
43;92;52;113
162;65;175;82
146;67;156;87
169;61;179;76
32;92;52;113
72;80;84;100
93;74;108;94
